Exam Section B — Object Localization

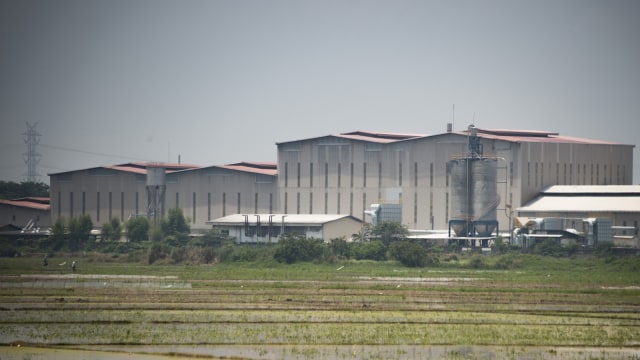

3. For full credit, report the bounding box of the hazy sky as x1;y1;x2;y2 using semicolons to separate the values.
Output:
1;0;639;184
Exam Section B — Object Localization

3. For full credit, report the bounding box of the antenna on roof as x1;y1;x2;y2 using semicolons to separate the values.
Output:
452;104;455;132
472;112;476;125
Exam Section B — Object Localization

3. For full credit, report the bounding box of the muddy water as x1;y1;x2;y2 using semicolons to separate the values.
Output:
3;345;639;360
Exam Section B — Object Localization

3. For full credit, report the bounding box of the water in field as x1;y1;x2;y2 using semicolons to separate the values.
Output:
3;345;640;360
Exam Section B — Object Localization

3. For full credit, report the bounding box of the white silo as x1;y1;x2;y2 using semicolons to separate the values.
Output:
146;164;166;221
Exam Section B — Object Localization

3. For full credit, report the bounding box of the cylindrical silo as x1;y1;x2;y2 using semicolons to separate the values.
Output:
146;165;166;220
448;157;499;237
449;159;471;236
471;158;498;236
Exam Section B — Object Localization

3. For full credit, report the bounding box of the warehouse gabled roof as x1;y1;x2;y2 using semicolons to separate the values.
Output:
170;162;278;176
338;131;427;143
49;162;200;176
518;185;640;213
466;128;629;146
277;131;426;146
0;197;50;211
221;162;277;176
278;128;632;148
208;214;361;226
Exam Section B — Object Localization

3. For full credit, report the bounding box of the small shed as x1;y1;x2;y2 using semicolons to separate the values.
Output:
207;214;363;244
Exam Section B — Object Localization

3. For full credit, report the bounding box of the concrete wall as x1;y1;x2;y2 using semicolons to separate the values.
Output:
166;168;278;232
277;134;633;232
50;168;147;227
50;166;278;232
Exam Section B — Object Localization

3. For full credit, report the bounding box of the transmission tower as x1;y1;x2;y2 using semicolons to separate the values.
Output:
23;122;41;182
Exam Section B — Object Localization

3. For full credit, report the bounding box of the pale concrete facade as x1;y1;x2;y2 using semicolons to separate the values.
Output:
166;163;278;232
49;128;634;235
50;166;148;226
49;162;277;232
276;129;634;232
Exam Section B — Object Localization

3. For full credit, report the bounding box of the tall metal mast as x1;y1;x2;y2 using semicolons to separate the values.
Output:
23;122;41;182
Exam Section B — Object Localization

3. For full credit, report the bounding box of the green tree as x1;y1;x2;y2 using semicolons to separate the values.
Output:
68;214;92;251
48;216;67;250
125;216;150;242
351;224;372;242
161;208;190;243
371;221;409;246
102;217;122;241
149;223;164;243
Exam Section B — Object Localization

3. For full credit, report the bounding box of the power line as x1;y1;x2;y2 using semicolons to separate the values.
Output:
39;143;153;162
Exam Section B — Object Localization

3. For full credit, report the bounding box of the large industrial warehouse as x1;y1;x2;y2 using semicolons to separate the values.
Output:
47;125;635;244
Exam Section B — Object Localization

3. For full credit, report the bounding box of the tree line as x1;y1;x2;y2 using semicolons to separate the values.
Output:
1;203;618;267
0;181;49;199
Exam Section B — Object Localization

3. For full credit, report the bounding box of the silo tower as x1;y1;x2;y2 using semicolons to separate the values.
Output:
448;125;500;247
146;164;166;221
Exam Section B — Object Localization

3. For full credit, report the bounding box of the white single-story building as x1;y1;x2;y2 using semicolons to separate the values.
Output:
516;185;640;248
208;214;363;243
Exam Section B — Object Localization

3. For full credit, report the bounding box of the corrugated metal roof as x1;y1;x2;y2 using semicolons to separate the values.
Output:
49;162;200;176
277;131;426;145
519;185;640;213
222;162;277;176
338;131;426;143
278;128;631;148
541;185;640;195
518;196;640;213
170;162;278;176
0;197;50;211
469;128;626;146
208;214;360;225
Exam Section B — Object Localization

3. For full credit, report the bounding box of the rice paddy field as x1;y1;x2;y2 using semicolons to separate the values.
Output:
1;254;639;359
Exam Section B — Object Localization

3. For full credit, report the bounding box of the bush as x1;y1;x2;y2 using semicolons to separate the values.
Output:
226;245;269;262
534;238;564;257
492;237;509;254
492;255;522;269
0;242;19;257
329;237;350;258
595;241;615;256
274;234;324;264
389;241;427;267
351;240;387;261
147;243;168;264
468;255;486;269
126;216;150;242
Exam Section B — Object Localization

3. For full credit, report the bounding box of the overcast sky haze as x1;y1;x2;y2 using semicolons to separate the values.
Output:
1;0;639;184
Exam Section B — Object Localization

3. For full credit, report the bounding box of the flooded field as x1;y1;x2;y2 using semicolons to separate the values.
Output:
1;260;639;359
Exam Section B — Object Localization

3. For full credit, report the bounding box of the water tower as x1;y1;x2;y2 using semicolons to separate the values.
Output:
146;164;166;221
448;125;499;246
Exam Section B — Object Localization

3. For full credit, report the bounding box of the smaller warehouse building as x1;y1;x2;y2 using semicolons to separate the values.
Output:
516;185;640;248
0;197;51;230
208;214;363;244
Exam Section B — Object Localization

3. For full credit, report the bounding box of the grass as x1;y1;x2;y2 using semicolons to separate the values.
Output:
1;253;640;358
